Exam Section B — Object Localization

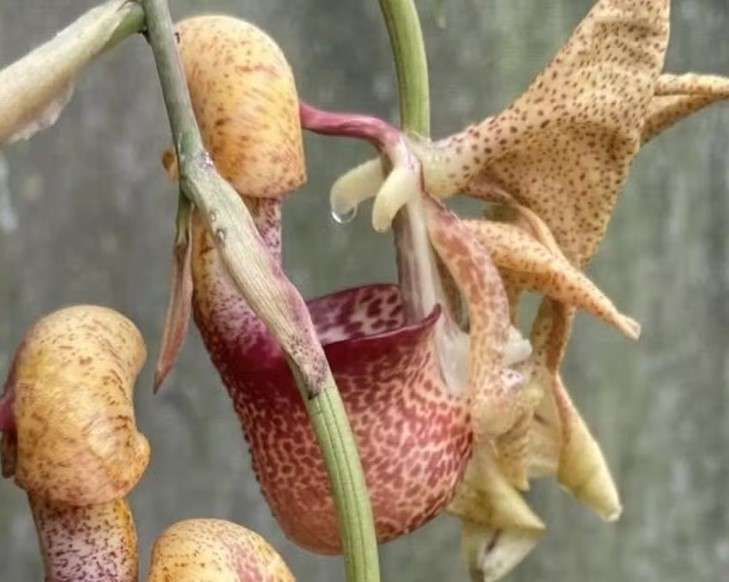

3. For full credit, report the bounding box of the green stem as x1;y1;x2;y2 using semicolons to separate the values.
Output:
141;2;380;580
377;0;430;135
377;0;448;325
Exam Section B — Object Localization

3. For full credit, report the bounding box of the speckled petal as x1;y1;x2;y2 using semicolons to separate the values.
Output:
174;16;306;198
424;197;522;439
148;519;294;581
642;73;729;143
465;218;640;339
191;211;471;553
420;0;670;267
30;494;138;582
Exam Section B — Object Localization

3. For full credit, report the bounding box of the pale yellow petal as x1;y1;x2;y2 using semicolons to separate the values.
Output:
462;521;543;582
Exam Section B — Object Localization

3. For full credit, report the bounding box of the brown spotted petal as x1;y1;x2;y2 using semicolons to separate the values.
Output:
191;214;471;553
642;73;729;143
464;218;640;339
174;15;306;198
423;197;523;439
148;519;294;581
29;495;138;582
5;305;149;506
419;0;669;267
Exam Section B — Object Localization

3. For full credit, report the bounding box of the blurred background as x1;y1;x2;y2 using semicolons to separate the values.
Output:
1;1;728;580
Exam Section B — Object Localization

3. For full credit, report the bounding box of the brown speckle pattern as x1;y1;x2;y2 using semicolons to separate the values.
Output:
175;16;306;198
6;305;149;506
191;212;471;553
148;519;294;581
30;495;139;582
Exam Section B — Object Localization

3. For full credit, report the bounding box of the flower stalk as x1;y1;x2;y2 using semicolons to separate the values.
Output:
377;0;446;323
141;1;380;580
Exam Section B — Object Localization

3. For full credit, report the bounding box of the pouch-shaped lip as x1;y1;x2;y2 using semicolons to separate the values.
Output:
226;283;442;382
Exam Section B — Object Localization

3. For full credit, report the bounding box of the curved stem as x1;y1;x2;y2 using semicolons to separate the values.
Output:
377;0;447;323
141;2;380;580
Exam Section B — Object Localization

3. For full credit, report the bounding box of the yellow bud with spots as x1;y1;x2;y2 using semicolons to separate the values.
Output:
173;15;306;198
148;519;295;581
4;305;149;506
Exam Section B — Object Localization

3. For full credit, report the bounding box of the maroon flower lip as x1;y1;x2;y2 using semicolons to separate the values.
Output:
228;283;442;375
192;232;473;553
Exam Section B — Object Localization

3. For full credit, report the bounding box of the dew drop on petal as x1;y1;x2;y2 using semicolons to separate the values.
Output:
331;205;357;225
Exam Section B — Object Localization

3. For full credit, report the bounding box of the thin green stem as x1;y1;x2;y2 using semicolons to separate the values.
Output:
142;2;380;580
377;0;430;135
377;0;449;325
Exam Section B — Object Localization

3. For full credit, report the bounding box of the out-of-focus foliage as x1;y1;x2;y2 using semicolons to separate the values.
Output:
0;1;728;580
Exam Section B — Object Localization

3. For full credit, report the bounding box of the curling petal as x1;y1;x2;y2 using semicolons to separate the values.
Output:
371;165;420;232
642;73;729;143
330;157;385;221
9;306;149;506
466;219;640;339
462;521;543;582
424;197;521;438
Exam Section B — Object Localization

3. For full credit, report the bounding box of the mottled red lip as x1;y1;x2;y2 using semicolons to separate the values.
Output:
192;223;473;554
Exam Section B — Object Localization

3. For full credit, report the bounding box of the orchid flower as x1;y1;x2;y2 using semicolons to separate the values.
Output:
0;306;297;581
301;0;729;578
158;15;473;554
157;7;663;569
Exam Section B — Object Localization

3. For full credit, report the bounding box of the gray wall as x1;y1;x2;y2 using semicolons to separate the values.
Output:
1;1;728;580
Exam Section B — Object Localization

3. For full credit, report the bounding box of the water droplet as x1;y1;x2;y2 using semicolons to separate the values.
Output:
214;228;227;245
209;210;218;224
331;205;357;225
200;152;214;169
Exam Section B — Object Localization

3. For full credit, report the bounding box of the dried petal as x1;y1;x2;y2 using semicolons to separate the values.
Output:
148;519;294;581
154;201;194;392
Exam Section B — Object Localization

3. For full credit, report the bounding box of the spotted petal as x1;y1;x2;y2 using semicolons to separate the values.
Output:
642;73;729;143
424;197;522;439
465;218;640;339
419;0;670;267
